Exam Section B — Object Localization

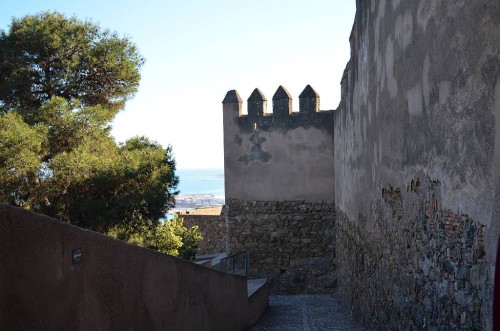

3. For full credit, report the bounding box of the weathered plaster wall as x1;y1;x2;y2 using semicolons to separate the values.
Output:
226;199;336;294
335;0;500;329
223;86;335;202
182;213;226;255
0;204;267;330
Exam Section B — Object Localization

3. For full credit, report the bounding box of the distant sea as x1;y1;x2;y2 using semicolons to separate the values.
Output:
175;168;225;198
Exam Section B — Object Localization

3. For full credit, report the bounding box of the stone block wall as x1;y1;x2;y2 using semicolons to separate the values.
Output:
225;199;336;294
336;177;491;329
182;214;226;255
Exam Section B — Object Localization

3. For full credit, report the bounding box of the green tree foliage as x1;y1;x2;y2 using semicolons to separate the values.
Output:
0;12;200;259
0;12;144;115
107;216;202;261
0;111;45;206
0;91;179;233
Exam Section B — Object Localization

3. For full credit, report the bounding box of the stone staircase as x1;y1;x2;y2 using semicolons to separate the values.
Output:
195;252;268;299
194;252;227;269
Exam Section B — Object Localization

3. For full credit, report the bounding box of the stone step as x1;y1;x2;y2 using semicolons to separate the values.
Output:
247;278;267;297
194;252;227;269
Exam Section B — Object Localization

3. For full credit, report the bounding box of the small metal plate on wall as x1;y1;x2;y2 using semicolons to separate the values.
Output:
72;248;82;264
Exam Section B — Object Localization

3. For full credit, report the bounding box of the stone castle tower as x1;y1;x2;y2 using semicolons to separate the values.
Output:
216;0;500;329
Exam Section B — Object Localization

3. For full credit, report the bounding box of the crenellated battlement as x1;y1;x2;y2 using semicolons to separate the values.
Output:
247;88;267;119
222;84;335;202
223;84;325;115
222;85;333;133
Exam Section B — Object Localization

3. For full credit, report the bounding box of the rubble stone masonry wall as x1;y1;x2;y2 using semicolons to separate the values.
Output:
336;177;490;329
182;214;226;255
225;199;336;294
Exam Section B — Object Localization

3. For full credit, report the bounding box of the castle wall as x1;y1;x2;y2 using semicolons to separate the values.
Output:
334;0;500;329
222;86;335;202
181;201;337;294
221;86;337;294
218;1;499;327
226;199;336;294
182;213;226;255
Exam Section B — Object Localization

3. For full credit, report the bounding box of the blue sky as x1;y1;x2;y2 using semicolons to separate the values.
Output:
0;1;356;169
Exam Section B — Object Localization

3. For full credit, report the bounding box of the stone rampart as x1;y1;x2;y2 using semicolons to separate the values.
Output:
218;1;500;328
333;1;500;329
182;213;226;255
217;0;500;330
226;199;336;294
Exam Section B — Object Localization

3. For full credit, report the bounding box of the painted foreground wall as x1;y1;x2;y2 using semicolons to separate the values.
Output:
0;204;267;331
335;0;500;329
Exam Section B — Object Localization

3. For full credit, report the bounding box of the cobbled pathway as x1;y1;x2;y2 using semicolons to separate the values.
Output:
251;294;365;331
